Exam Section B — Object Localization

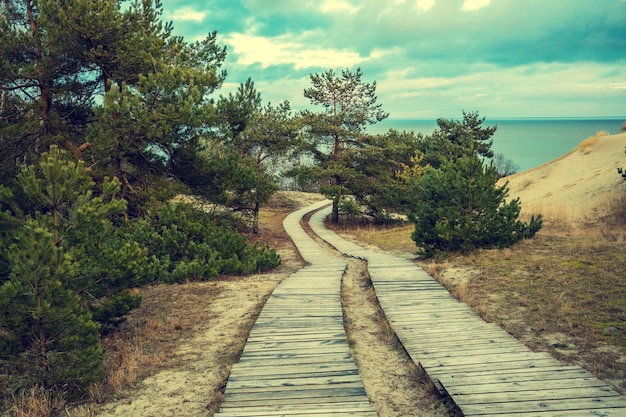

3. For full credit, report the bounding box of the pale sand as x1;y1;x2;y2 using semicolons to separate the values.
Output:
501;131;626;220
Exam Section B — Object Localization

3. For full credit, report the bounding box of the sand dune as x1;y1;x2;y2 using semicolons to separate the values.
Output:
501;132;626;220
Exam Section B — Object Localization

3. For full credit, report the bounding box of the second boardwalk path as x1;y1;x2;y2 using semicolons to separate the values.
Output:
309;206;626;417
215;200;376;416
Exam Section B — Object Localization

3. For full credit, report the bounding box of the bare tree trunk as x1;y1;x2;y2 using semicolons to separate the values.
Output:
332;194;340;224
252;201;261;235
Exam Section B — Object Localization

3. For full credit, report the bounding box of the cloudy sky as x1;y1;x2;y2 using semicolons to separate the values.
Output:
161;0;625;119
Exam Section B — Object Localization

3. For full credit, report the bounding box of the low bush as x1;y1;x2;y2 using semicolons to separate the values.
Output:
132;203;280;283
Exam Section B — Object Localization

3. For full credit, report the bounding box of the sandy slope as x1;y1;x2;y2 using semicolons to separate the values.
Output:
501;132;626;219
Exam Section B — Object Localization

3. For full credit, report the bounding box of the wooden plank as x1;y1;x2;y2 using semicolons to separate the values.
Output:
225;373;363;390
437;366;596;386
234;354;357;368
418;350;555;367
490;409;626;417
414;344;536;361
217;401;377;416
453;386;619;406
247;332;347;343
225;363;359;378
459;395;626;416
225;381;366;396
239;347;351;359
425;357;562;377
220;388;369;406
445;377;617;395
243;339;349;350
410;338;524;352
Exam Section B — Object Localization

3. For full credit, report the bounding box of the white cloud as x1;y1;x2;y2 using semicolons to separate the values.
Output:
224;32;373;70
415;0;435;12
369;61;626;118
321;0;358;14
169;6;207;22
462;0;491;12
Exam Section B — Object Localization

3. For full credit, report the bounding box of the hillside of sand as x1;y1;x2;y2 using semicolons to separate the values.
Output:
501;131;626;220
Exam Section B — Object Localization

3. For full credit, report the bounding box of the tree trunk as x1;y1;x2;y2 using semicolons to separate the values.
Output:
252;201;261;234
332;194;340;224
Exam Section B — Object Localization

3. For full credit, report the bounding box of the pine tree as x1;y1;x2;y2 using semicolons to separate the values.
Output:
0;222;104;395
300;68;388;223
87;31;227;214
0;146;147;396
234;101;301;233
409;153;542;257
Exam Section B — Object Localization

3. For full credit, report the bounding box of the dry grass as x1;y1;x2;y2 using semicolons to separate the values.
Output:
328;201;626;394
9;387;64;417
577;131;608;154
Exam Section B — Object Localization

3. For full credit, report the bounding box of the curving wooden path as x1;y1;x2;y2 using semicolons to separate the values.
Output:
215;200;377;416
309;205;626;417
217;201;626;416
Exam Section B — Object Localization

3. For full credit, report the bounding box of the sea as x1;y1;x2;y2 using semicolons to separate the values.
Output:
368;117;626;172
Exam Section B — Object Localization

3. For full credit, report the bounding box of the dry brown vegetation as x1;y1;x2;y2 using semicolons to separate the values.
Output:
328;192;626;395
577;130;609;154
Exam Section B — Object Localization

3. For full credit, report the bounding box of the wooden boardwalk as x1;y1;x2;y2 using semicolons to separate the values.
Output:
308;206;626;416
215;201;377;416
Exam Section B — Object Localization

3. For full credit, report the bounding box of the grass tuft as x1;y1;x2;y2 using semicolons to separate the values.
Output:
577;131;609;154
10;386;64;417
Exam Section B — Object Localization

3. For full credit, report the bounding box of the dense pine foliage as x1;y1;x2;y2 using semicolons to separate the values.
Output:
0;0;282;404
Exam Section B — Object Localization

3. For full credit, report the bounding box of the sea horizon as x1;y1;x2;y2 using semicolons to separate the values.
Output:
369;116;625;172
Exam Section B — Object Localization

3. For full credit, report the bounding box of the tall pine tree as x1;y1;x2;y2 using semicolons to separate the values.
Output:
407;114;542;257
300;68;388;223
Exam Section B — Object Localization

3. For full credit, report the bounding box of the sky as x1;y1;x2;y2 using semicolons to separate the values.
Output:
160;0;626;119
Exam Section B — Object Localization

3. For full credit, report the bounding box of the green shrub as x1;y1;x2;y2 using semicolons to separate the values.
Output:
409;155;542;257
133;203;280;283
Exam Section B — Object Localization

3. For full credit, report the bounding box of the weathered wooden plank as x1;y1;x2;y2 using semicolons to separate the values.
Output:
419;349;557;366
453;386;619;406
239;347;351;359
234;354;357;368
243;338;348;350
398;334;526;351
425;357;562;378
459;395;626;416
489;409;626;417
445;376;617;395
412;338;524;353
246;332;347;343
225;363;359;378
225;380;366;396
220;388;369;406
414;344;535;361
219;412;378;417
438;366;596;386
225;373;363;390
217;401;377;416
